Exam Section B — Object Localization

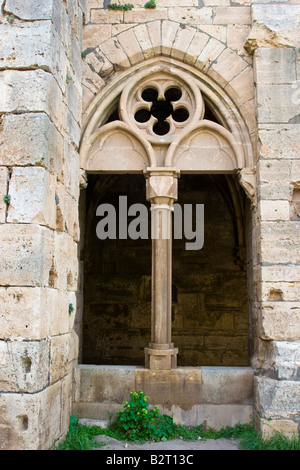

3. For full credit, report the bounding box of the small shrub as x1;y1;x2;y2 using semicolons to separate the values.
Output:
144;0;156;8
113;390;177;442
68;303;75;314
3;194;11;205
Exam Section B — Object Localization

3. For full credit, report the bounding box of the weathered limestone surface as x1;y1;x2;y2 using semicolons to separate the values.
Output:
0;0;85;450
72;365;254;430
251;4;300;438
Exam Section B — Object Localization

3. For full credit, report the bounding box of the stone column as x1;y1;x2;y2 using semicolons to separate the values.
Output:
144;168;180;370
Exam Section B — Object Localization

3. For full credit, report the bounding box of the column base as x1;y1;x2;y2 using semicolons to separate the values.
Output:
145;346;178;370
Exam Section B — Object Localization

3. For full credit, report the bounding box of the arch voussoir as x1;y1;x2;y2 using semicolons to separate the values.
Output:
84;20;254;119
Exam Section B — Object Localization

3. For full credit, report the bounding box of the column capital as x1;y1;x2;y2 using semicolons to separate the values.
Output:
144;167;180;204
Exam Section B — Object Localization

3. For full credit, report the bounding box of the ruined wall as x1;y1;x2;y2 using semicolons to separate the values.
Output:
0;0;85;449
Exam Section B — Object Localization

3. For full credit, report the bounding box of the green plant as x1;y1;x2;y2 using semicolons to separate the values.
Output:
113;390;177;442
108;3;134;11
144;0;156;8
66;75;73;84
8;14;14;24
68;303;74;314
3;194;11;205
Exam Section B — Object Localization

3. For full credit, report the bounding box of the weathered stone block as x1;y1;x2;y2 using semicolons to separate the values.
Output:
161;20;180;56
90;9;123;24
118;28;144;65
0;381;65;450
209;47;249;86
72;365;136;404
132;24;155;60
83;24;112;49
168;7;213;25
255;47;297;85
0;287;48;340
0;287;72;340
66;108;81;148
257;84;300;124
4;0;59;20
124;8;168;23
260;281;300;303
250;4;300;49
61;141;81;201
260;418;299;440
225;65;254;105
197;367;253;405
259;200;290;221
270;341;300;381
55;181;79;241
146;21;162;56
66;72;82;126
255;376;300;420
259;302;300;340
213;6;251;25
0;167;8;224
7;167;56;228
50;332;78;384
0;21;68;92
0;70;64;132
195;37;225;71
257;159;292;200
260;264;300;284
226;25;251;55
53;232;78;291
0;224;53;287
0;339;49;393
0;113;64;170
171;25;196;61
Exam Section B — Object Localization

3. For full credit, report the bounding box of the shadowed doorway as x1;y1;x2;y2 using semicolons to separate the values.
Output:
81;173;250;367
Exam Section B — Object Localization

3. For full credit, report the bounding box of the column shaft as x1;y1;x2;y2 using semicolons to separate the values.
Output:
144;168;179;370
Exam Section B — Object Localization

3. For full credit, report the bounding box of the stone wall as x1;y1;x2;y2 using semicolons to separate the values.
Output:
0;0;86;449
249;4;300;438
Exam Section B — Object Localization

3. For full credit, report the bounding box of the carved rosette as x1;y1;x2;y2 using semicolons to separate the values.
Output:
119;70;204;145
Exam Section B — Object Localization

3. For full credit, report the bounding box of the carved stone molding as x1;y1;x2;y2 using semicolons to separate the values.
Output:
238;167;256;207
120;69;204;145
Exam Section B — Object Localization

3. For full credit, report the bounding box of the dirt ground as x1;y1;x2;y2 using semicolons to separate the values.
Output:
93;435;241;451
